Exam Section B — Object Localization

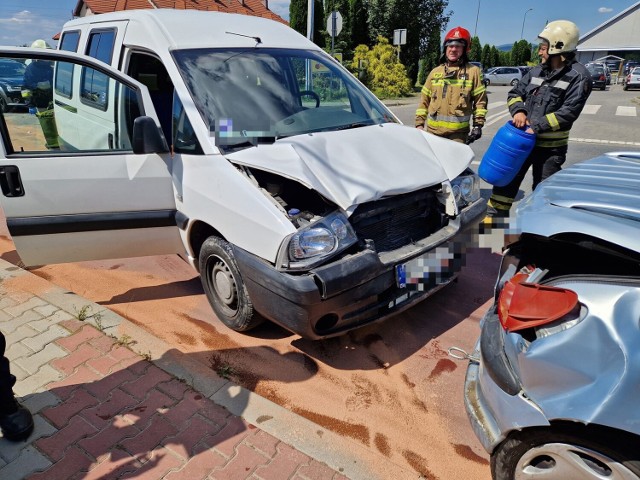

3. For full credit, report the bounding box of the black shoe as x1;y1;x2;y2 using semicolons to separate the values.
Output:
0;405;34;441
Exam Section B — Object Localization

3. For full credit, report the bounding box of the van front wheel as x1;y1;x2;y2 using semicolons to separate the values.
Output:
199;237;263;332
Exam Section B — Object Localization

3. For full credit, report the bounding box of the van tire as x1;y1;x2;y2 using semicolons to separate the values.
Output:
199;236;263;332
510;78;519;86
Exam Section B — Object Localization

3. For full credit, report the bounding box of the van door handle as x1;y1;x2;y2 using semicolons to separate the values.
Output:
0;165;25;197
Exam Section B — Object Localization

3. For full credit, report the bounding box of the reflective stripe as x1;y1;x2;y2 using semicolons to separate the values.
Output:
530;77;544;86
546;113;560;130
536;138;569;147
475;108;487;116
488;195;514;210
551;80;570;90
416;108;427;116
537;130;569;139
428;114;471;123
427;118;470;130
508;96;523;107
422;86;432;96
472;85;486;96
432;79;475;88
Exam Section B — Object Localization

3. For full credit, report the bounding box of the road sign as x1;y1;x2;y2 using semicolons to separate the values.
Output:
393;29;407;46
327;11;343;37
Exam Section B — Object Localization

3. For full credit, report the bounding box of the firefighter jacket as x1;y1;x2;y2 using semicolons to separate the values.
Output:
507;60;592;148
415;63;487;137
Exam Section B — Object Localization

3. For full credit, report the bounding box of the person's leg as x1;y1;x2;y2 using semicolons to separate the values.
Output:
0;331;34;441
532;146;567;190
0;331;17;409
486;153;534;217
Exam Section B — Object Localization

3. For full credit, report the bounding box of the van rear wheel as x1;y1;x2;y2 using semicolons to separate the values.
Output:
199;236;263;332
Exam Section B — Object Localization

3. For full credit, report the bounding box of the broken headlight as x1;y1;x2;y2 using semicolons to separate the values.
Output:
451;169;481;208
277;211;358;271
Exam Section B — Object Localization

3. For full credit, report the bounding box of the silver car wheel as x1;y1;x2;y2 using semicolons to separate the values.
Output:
515;443;639;479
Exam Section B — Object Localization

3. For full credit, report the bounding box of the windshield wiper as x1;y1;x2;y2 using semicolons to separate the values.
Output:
219;136;276;152
334;121;374;131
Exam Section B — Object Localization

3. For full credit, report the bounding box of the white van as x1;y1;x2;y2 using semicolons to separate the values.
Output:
0;10;485;339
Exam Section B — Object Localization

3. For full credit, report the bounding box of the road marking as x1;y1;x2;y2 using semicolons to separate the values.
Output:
582;104;601;114
616;106;637;116
485;111;511;127
487;101;507;110
571;137;640;146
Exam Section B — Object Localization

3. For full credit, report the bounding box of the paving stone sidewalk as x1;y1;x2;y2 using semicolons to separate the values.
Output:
0;262;349;480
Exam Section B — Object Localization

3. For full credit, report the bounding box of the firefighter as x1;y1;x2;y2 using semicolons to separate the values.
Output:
22;39;54;111
486;20;592;217
415;26;487;144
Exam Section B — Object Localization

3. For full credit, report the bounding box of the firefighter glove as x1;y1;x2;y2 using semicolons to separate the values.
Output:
467;126;482;144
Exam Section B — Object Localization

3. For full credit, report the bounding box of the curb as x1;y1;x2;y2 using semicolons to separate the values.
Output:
0;258;415;479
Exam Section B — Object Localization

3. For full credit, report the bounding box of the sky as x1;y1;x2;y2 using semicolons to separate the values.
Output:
0;0;637;48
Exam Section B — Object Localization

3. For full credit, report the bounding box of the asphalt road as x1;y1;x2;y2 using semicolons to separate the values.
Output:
1;84;638;479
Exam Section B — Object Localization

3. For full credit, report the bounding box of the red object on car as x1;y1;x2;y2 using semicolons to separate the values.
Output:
498;274;579;332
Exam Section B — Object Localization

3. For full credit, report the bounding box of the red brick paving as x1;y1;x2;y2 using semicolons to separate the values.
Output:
21;322;346;480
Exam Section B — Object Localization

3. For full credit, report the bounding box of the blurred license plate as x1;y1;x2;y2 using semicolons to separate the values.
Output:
396;246;456;290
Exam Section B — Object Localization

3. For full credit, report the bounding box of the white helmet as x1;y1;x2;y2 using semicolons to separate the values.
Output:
31;39;48;49
538;20;579;55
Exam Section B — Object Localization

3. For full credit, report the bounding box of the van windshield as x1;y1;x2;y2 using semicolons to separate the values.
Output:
172;48;397;150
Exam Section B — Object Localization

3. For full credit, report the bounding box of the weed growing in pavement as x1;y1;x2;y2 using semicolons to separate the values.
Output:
140;350;152;361
73;304;103;324
94;316;104;331
116;334;135;347
216;364;237;380
73;304;92;321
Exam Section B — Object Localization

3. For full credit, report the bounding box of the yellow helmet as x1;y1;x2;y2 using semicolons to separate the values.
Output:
538;20;579;55
31;39;48;49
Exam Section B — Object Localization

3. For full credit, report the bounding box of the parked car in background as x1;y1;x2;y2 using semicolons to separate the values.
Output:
623;60;640;77
585;62;611;85
516;66;531;76
464;151;640;480
586;63;607;90
0;58;25;112
483;66;522;86
624;66;640;90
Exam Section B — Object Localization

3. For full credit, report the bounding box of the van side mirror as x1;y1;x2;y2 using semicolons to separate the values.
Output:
132;116;169;154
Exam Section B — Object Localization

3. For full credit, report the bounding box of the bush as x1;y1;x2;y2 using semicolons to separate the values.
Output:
349;36;412;98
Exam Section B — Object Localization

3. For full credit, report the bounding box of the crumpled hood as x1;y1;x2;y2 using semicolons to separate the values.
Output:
225;123;474;214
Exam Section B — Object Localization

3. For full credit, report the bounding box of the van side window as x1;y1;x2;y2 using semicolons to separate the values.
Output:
126;53;174;145
59;31;81;52
81;30;116;111
1;53;142;154
85;30;116;64
56;31;81;100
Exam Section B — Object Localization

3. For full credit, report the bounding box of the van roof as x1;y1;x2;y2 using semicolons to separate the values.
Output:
62;9;319;51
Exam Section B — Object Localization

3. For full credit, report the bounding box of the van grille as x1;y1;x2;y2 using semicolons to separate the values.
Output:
349;188;444;253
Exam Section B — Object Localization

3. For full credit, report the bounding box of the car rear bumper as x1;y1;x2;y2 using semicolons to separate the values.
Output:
234;198;486;339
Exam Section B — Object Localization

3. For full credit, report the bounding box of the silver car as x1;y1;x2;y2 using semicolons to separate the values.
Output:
483;67;522;86
464;152;640;479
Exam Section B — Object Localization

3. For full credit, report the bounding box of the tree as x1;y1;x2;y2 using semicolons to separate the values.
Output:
387;0;450;85
368;0;389;43
491;46;500;67
289;0;326;47
481;44;491;68
349;0;369;49
469;36;481;62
